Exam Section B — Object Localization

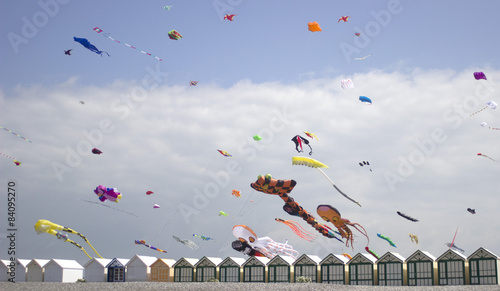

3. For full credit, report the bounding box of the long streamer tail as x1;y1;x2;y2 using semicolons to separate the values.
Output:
316;168;362;207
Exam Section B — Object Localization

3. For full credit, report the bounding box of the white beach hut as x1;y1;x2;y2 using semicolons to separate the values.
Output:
83;258;112;282
14;259;30;282
26;259;50;282
44;259;84;282
125;255;157;281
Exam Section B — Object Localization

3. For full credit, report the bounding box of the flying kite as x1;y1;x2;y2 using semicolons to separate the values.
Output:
359;96;372;104
168;30;183;40
231;189;241;198
253;135;263;141
93;27;163;61
35;219;103;259
153;204;160;208
275;218;317;242
359;161;372;171
467;208;476;214
94;185;122;203
193;234;214;241
292;156;362;207
341;79;354;89
135;240;167;253
73;37;110;56
397;211;418;222
317;204;369;249
92;148;103;155
303;131;318;141
189;81;198;86
470;101;497;116
342;253;352;260
308;22;322;32
291;135;313;155
1;153;21;166
409;234;419;244
164;5;172;10
217;149;232;157
474;72;487;80
338;16;350;23
232;225;299;260
0;126;32;143
377;233;396;247
354;55;372;61
219;211;228;216
80;101;85;104
146;191;154;195
231;239;266;257
64;49;72;55
447;227;464;253
173;235;199;250
480;122;500;130
250;174;343;242
477;153;497;162
224;14;237;21
365;247;380;260
354;32;361;37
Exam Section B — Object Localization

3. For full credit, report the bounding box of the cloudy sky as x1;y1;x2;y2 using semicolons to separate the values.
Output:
1;1;500;266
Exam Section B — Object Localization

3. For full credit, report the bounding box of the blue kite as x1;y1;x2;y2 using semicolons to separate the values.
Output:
359;96;372;104
74;37;110;56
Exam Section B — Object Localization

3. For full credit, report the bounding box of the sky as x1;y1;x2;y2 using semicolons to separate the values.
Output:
1;0;500;267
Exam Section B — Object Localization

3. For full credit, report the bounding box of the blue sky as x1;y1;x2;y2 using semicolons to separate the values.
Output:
1;0;500;267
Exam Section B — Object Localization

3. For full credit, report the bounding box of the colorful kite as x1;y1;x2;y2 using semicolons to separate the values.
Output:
447;228;464;253
397;211;418;222
291;135;313;155
92;148;103;155
168;30;183;40
219;211;228;216
292;156;362;207
308;22;322;32
480;122;500;130
359;96;372;104
377;233;396;247
354;55;372;61
153;204;160;208
250;174;343;242
189;81;198;86
135;239;167;253
231;190;241;198
409;234;419;244
365;247;380;260
275;218;317;241
1;153;21;166
0;126;32;143
217;149;232;157
467;208;476;214
470;101;497;116
338;16;350;23
173;235;199;250
64;49;72;55
34;219;103;259
342;253;352;260
231;239;266;257
224;14;237;21
317;204;369;249
341;79;354;89
477;153;497;162
359;161;372;171
253;135;263;141
193;234;214;241
74;37;110;56
94;185;122;203
303;131;318;141
232;225;299;260
164;5;172;10
474;72;487;80
146;191;154;195
354;32;361;37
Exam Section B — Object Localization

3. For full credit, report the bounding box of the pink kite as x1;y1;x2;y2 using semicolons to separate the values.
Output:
146;191;154;195
94;185;122;203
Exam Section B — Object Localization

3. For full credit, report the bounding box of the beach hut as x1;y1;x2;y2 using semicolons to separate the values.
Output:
44;259;83;282
348;253;377;285
376;252;406;286
195;256;222;282
173;258;198;282
468;247;499;285
14;259;30;282
293;254;321;283
243;256;269;282
0;260;10;282
125;255;157;282
150;259;176;282
267;255;295;283
26;259;50;282
436;249;467;285
83;258;111;282
406;250;437;286
319;254;348;284
218;257;245;282
105;258;129;282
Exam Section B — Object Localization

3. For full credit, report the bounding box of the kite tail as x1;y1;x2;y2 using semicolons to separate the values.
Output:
316;168;362;207
470;106;488;116
99;51;110;57
307;144;313;156
63;227;103;258
66;239;92;259
365;247;379;260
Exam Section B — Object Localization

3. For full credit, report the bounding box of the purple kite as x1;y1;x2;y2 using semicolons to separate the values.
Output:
94;185;122;203
92;148;103;155
474;72;487;80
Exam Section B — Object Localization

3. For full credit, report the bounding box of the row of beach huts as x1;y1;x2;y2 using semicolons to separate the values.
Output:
1;247;499;285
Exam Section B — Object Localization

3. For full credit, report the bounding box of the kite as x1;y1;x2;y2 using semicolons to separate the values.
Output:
189;81;198;86
354;32;361;37
0;126;32;143
409;234;419;244
477;153;497;162
275;218;317;242
292;156;362;207
146;191;154;195
135;240;167;253
474;72;487;80
342;253;352;260
467;208;476;214
291;135;313;155
93;27;164;61
231;189;241;198
341;79;354;89
354;55;372;61
231;239;266;257
1;153;21;166
173;235;199;250
34;219;103;259
251;174;343;242
377;233;396;247
308;22;322;32
164;6;172;10
359;96;372;104
64;49;72;55
80;101;85;104
94;185;122;203
253;135;263;141
92;148;103;155
365;247;380;260
232;225;299;260
224;14;237;21
219;211;228;216
168;30;183;40
480;122;500;130
303;131;318;141
193;234;214;241
73;37;110;56
153;204;160;208
397;211;418;222
338;16;350;23
359;161;372;171
217;149;232;157
470;101;497;116
317;204;369;249
79;199;138;217
447;228;463;253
